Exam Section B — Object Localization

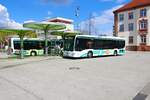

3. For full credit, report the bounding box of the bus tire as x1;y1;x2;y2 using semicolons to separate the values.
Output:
30;51;37;56
87;51;93;58
114;50;118;56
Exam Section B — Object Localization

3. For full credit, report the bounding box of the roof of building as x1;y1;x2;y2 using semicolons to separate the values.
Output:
114;0;150;13
46;17;73;23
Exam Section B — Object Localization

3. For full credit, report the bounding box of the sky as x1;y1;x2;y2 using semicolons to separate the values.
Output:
0;0;130;35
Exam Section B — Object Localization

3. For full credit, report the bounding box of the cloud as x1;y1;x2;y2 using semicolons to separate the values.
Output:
100;0;125;3
42;0;72;5
80;5;123;36
94;5;123;25
0;4;22;29
23;20;36;23
48;11;53;16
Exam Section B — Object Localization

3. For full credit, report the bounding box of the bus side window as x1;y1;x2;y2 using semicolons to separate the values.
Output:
112;40;115;49
39;42;42;49
14;41;20;49
86;39;94;49
110;40;114;49
75;39;82;51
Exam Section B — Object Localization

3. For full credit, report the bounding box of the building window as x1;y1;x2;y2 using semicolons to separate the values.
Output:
129;36;133;44
139;20;147;30
140;8;147;17
128;23;134;31
119;14;124;21
128;12;134;19
141;35;146;44
119;24;124;32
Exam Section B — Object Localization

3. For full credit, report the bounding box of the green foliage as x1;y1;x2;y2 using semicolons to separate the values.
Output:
0;31;15;43
0;29;37;59
0;29;37;43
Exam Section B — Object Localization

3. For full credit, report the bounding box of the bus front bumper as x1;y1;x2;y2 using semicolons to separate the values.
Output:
63;51;80;58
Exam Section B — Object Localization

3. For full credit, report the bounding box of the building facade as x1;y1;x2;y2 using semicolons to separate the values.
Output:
46;17;74;32
113;0;150;51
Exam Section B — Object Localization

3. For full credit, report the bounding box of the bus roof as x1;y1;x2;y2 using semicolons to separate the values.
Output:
10;37;62;41
10;37;44;41
75;35;125;40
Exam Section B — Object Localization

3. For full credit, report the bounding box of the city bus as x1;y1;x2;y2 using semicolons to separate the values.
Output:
8;38;45;56
8;38;63;56
63;35;125;58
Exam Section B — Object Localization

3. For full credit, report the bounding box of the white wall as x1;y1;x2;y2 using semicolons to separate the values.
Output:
147;6;150;45
118;9;138;46
117;6;150;46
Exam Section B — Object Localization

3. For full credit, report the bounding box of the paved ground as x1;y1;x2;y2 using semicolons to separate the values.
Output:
0;52;9;59
0;52;62;70
0;51;150;100
0;56;61;70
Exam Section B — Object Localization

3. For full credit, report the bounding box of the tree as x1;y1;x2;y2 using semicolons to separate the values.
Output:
0;31;16;49
0;29;37;59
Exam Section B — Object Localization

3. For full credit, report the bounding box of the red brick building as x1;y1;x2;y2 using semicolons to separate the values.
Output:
113;0;150;51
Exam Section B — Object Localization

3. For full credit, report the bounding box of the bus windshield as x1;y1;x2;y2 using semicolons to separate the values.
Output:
64;36;75;51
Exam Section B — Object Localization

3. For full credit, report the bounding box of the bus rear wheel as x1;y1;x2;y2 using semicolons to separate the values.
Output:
114;50;118;56
87;51;93;58
30;51;37;56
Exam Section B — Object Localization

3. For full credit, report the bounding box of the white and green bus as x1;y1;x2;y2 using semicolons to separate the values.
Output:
8;38;63;56
63;35;125;58
8;38;45;56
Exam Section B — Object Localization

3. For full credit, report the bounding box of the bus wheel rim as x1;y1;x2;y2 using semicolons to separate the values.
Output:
31;52;36;56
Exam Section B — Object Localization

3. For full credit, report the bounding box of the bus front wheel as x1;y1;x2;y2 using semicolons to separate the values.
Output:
87;51;93;58
30;51;37;56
